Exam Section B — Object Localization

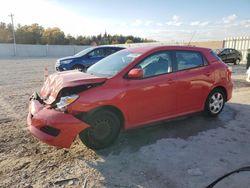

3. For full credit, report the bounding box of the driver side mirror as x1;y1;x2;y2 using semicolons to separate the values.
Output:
127;68;144;79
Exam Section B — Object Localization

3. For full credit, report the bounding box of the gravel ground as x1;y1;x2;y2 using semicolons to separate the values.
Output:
0;58;250;188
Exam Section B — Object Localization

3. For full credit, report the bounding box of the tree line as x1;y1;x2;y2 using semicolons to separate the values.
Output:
0;22;155;45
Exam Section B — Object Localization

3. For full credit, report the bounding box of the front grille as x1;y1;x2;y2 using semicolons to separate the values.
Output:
40;126;60;136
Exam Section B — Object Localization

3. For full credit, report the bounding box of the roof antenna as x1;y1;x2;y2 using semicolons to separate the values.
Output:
188;31;197;46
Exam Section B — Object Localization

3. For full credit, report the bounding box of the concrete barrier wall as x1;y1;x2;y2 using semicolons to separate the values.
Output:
1;39;248;61
0;44;14;56
118;41;224;49
16;44;46;57
0;43;90;57
0;41;222;58
189;41;223;49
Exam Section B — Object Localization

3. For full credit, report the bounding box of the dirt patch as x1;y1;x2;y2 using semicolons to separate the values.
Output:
0;59;250;188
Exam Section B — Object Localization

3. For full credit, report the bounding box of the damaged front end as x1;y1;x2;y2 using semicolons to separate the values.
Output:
27;71;106;148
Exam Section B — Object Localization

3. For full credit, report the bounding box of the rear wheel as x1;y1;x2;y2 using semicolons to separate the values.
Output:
204;89;225;117
79;110;121;150
234;59;240;65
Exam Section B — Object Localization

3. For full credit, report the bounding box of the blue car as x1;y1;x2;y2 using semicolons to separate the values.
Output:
55;46;125;72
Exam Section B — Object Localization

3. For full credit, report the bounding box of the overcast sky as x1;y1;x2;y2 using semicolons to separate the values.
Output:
0;0;250;42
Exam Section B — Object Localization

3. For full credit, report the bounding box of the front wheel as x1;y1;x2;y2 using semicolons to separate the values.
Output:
204;89;225;117
234;59;240;65
79;110;121;150
72;65;86;72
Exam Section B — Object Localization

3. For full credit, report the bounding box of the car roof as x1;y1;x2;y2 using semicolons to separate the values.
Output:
127;45;211;53
94;46;125;49
223;48;235;50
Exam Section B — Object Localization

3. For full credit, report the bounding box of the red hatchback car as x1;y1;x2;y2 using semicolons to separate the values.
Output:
27;46;233;149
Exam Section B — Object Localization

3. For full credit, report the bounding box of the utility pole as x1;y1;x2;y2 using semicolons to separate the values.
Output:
9;13;16;56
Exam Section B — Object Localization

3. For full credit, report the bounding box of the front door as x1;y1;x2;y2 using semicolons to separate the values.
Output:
124;51;177;127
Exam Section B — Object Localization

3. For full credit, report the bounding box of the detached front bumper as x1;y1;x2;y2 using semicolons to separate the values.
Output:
27;99;90;148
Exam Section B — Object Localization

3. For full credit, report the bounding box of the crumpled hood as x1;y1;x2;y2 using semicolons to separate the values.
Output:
40;70;107;104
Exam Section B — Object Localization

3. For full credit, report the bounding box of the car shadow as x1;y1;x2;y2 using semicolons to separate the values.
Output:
96;103;237;156
82;102;250;188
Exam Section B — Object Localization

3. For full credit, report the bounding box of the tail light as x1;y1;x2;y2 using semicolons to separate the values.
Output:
228;66;233;73
227;66;232;81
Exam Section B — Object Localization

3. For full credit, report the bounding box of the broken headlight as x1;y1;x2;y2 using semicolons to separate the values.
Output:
55;94;79;112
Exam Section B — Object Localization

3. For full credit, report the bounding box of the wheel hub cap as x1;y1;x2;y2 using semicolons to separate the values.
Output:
209;93;224;114
92;119;111;140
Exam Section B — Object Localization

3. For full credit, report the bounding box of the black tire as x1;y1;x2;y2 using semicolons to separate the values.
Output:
72;64;85;72
79;110;121;150
234;59;240;65
204;89;225;117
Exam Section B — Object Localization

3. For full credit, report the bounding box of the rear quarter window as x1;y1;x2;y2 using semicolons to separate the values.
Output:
211;50;224;63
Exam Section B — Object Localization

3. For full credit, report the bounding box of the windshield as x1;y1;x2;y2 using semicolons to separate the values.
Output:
74;47;94;57
87;49;142;77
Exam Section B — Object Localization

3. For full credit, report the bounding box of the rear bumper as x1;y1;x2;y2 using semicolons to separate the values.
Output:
226;81;233;101
27;100;90;148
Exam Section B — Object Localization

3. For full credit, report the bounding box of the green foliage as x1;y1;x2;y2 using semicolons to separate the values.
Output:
247;49;250;70
0;22;155;45
0;22;13;43
16;23;44;44
125;39;133;44
42;27;65;45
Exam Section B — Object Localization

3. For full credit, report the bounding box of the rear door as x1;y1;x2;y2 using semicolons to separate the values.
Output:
219;49;229;63
174;50;214;114
227;49;235;62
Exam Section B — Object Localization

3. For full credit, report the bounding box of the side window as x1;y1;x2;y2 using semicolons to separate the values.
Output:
176;51;204;71
88;49;105;58
211;50;224;64
232;49;237;54
222;49;229;55
104;48;117;56
136;52;172;78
